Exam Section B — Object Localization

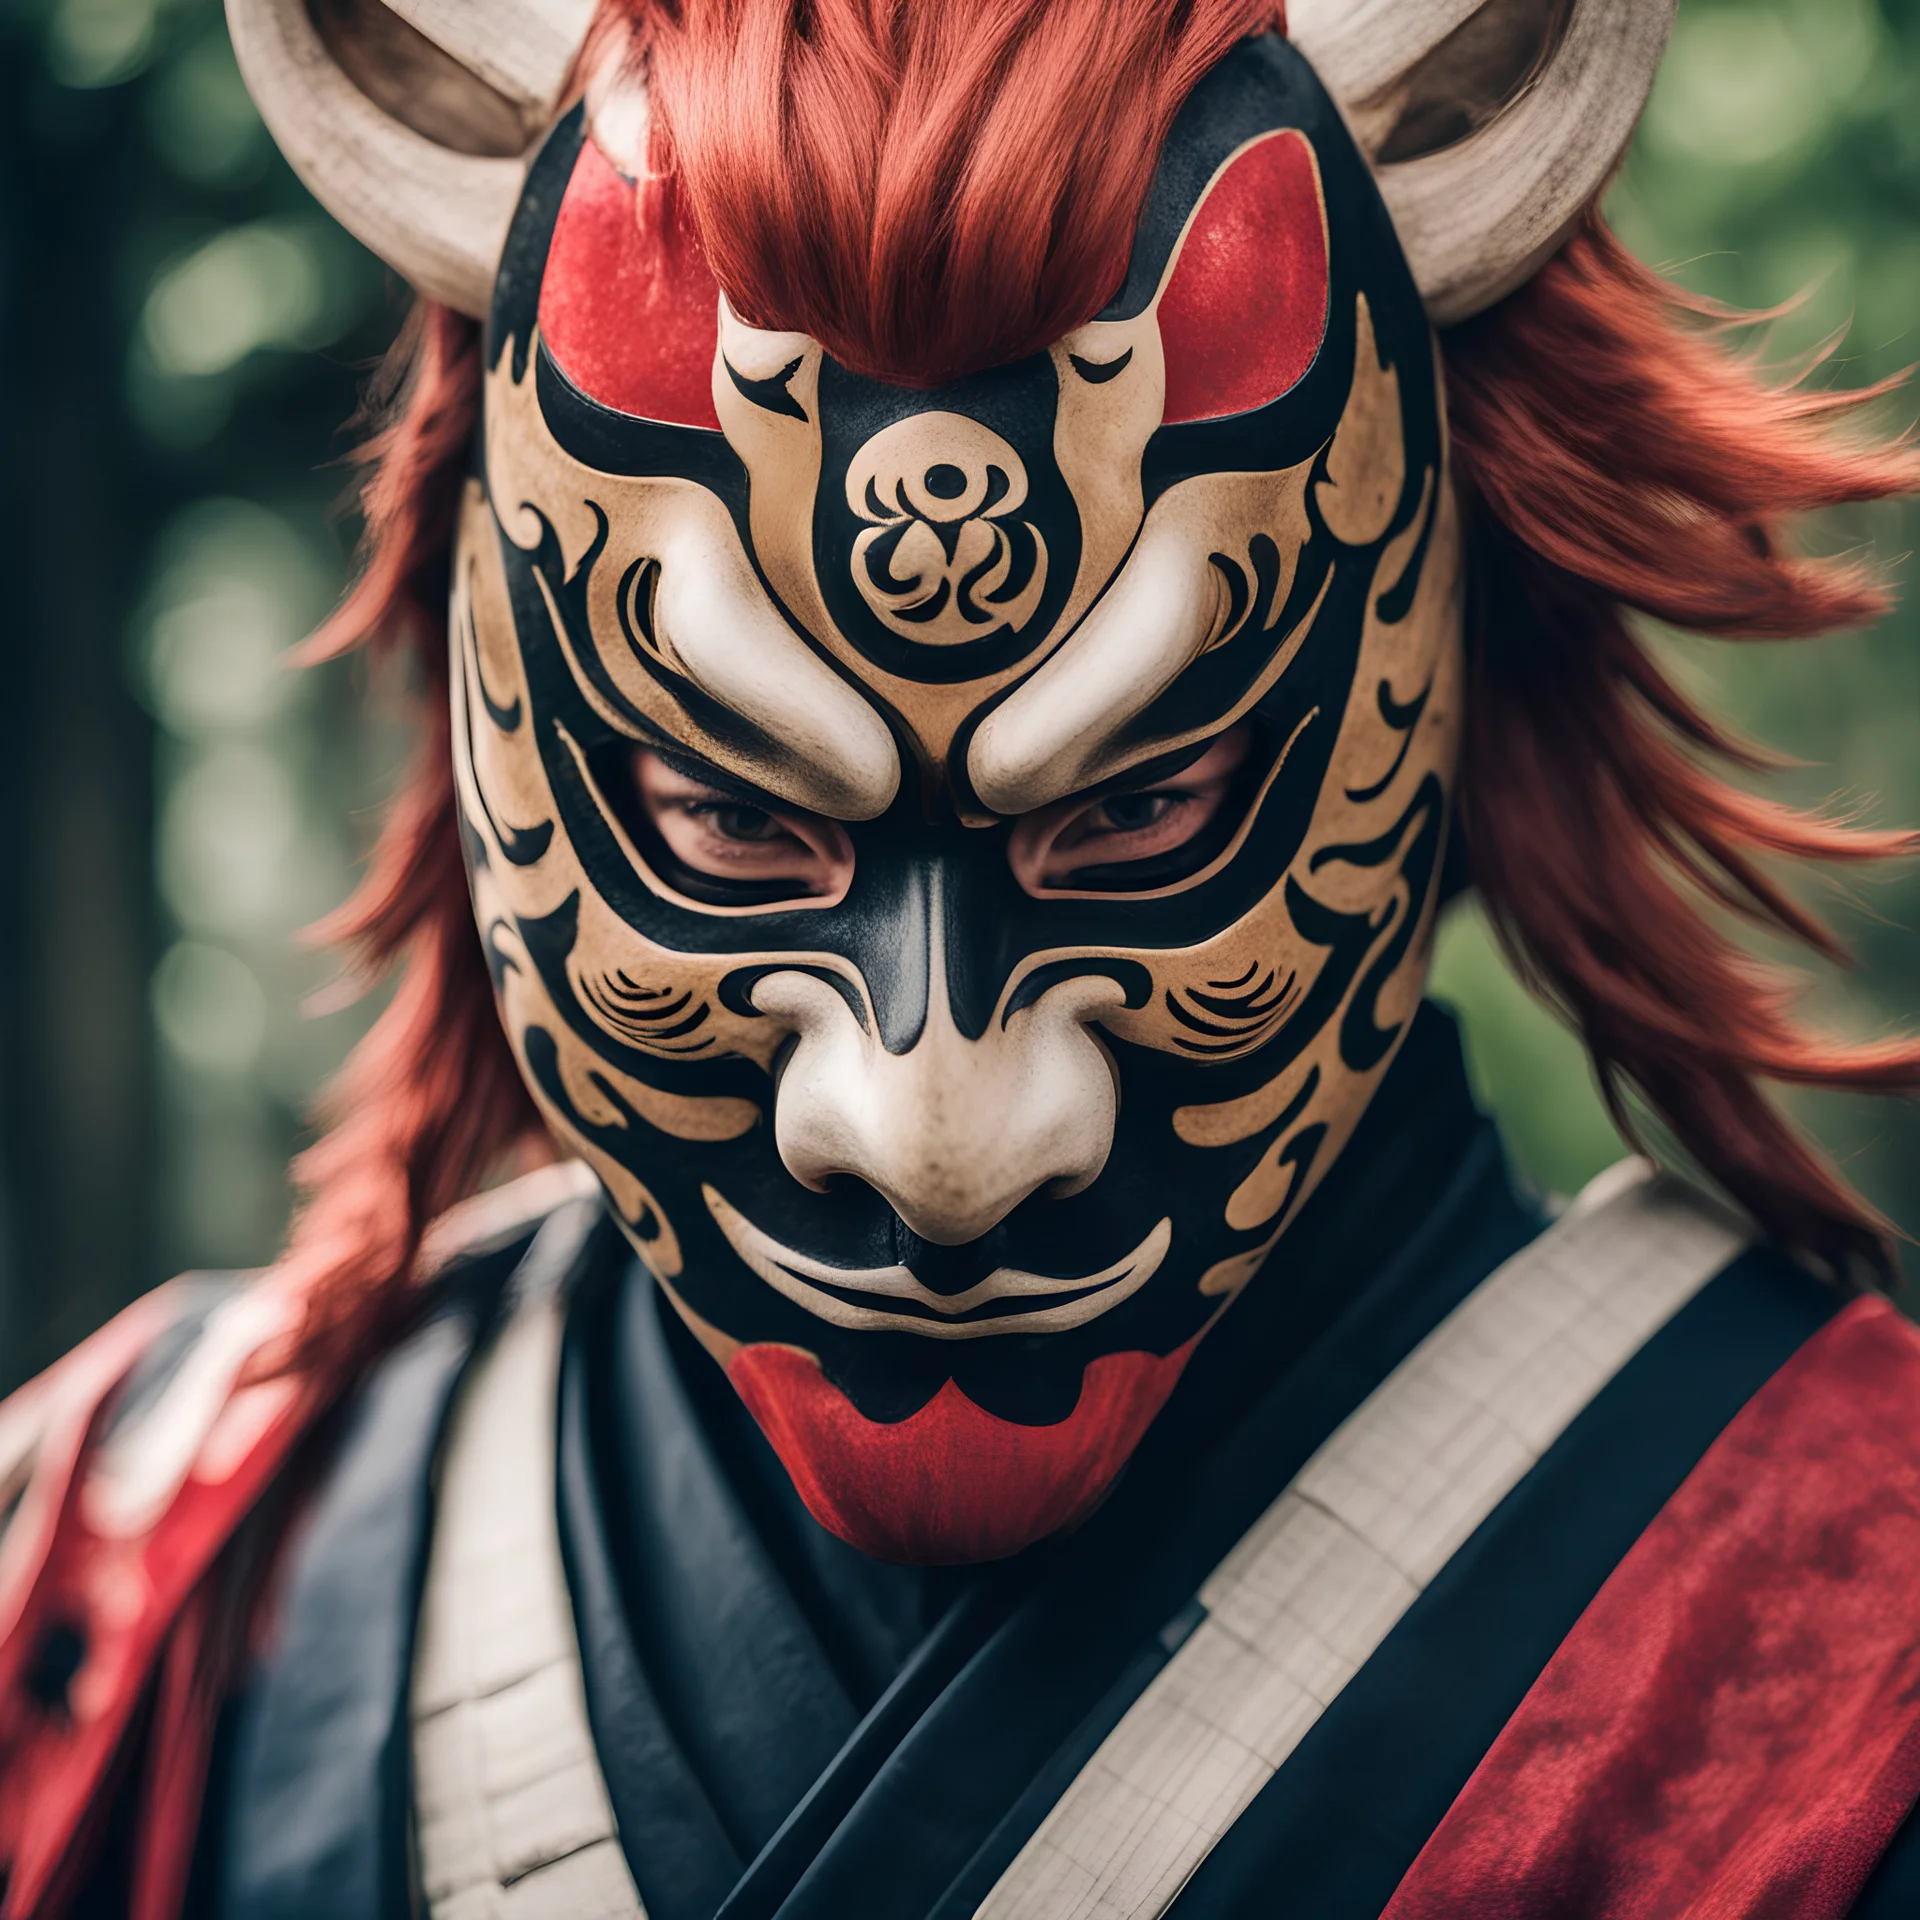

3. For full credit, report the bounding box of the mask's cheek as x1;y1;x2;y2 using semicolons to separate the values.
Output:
453;489;776;1277
496;941;691;1279
466;819;768;1272
1099;469;1465;1289
725;1338;1201;1564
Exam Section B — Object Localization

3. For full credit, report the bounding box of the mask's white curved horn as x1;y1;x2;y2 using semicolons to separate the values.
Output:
226;0;595;318
1290;0;1675;326
377;0;591;110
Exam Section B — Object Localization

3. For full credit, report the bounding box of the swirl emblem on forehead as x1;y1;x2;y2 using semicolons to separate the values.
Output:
845;413;1049;646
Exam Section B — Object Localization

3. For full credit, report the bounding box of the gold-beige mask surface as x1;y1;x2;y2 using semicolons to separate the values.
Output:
455;35;1463;1564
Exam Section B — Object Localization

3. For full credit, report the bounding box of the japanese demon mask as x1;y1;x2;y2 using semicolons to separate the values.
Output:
453;35;1463;1562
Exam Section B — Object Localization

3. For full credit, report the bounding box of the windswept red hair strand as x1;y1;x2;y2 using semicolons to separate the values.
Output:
1447;211;1920;1274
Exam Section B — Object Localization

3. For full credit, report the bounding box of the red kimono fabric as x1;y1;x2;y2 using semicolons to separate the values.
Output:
1386;1294;1920;1920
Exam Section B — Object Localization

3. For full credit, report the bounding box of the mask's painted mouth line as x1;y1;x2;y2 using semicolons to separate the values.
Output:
702;1186;1172;1339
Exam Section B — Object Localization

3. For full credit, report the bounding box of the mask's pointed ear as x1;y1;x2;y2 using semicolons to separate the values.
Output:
226;0;596;317
1290;0;1674;325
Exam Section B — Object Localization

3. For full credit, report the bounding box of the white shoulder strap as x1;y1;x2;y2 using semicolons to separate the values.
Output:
977;1161;1750;1920
410;1202;647;1920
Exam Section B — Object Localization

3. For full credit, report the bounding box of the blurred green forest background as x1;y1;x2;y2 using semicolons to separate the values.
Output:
0;0;1916;1393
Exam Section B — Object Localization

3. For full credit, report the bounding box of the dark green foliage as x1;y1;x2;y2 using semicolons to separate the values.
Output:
0;0;399;1391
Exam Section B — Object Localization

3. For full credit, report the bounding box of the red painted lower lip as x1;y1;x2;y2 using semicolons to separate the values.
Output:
726;1339;1200;1564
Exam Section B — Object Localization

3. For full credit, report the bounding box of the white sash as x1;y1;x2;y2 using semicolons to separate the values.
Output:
409;1200;648;1920
974;1161;1748;1919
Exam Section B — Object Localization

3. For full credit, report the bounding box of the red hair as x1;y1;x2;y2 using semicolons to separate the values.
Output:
283;5;1920;1382
602;0;1285;385
1447;214;1920;1274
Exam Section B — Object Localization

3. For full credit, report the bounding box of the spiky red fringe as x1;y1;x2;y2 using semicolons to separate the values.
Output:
594;0;1284;386
282;26;1920;1386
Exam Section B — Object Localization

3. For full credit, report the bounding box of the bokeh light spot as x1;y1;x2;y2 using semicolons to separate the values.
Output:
141;222;328;379
46;0;159;88
148;32;267;184
159;743;302;934
152;941;268;1077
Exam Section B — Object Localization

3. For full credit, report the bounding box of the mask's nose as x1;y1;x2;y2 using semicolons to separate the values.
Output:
748;883;1122;1245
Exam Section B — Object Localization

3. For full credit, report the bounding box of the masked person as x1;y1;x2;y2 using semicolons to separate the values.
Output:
8;3;1920;1915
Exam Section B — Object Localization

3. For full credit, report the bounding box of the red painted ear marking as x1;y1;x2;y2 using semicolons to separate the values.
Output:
538;137;723;431
1156;130;1330;426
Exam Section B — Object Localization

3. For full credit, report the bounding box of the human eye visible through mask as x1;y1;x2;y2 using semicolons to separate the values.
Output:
1009;720;1258;893
628;749;855;902
629;716;1262;910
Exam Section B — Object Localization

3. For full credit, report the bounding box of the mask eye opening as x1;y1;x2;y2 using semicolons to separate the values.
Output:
1012;717;1269;896
588;738;855;909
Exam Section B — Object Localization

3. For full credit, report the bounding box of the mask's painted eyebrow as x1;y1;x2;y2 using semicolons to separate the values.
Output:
636;741;805;814
1111;733;1230;788
1053;725;1249;810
